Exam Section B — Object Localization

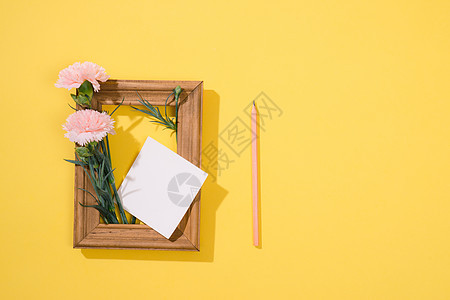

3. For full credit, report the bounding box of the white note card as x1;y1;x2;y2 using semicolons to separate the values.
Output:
118;136;208;239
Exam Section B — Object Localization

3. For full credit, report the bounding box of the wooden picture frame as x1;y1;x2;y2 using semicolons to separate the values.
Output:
73;80;203;250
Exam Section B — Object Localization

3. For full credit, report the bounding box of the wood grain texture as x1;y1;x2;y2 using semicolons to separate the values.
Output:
76;225;197;250
72;80;203;250
100;80;201;91
176;82;203;249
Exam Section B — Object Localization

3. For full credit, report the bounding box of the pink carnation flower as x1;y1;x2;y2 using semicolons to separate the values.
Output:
63;109;116;146
55;62;110;92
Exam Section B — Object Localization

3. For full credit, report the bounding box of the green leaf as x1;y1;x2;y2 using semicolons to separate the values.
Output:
75;147;92;158
99;159;105;185
77;94;90;106
70;94;78;103
109;97;125;116
131;106;156;116
64;159;87;166
164;92;174;120
78;80;94;99
150;120;169;126
77;188;100;204
133;89;180;136
87;141;98;150
67;103;78;111
104;137;111;165
102;168;116;186
79;203;118;224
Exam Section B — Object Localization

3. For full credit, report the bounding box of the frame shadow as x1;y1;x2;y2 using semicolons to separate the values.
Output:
81;90;226;262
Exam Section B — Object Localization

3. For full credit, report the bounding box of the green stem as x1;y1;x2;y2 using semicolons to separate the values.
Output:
105;136;112;166
164;92;174;121
175;94;179;141
111;181;128;224
101;139;128;224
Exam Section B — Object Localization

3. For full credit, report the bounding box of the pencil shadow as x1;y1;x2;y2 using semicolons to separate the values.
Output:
81;90;228;262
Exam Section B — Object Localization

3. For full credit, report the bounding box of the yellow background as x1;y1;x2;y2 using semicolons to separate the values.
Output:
1;0;450;299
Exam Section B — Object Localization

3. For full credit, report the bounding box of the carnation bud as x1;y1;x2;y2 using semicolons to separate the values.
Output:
173;85;182;100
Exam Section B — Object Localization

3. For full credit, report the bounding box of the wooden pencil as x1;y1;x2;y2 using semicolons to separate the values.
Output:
251;101;259;247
